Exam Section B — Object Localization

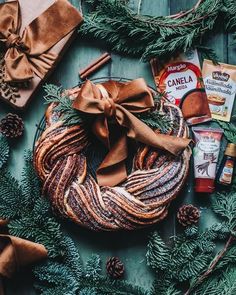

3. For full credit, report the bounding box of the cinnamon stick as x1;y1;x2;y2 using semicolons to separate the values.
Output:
184;235;234;295
79;52;111;80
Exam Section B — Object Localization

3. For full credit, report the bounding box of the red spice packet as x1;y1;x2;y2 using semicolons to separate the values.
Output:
151;50;212;125
192;127;223;193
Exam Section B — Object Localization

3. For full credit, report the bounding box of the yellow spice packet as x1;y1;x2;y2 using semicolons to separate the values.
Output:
202;59;236;122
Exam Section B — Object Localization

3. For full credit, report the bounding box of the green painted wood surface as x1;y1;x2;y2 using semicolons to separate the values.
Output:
1;0;235;294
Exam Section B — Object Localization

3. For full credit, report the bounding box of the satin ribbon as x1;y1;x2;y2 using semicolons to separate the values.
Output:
73;78;191;187
0;0;83;82
0;234;47;294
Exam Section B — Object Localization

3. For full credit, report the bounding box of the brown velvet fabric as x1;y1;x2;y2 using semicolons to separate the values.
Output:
73;79;191;186
0;0;83;82
0;235;47;279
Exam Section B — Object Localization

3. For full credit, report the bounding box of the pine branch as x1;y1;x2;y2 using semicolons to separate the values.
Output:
0;169;25;219
212;190;236;226
183;189;236;293
146;231;171;272
216;121;236;143
196;46;219;64
185;235;234;295
193;266;236;295
184;190;236;293
34;261;80;295
85;255;102;278
223;0;236;34
0;135;9;168
146;184;236;294
0;152;147;295
214;244;236;271
43;84;85;126
146;226;218;291
0;152;84;292
21;151;42;202
150;281;181;295
80;276;147;295
81;0;224;61
136;109;173;133
60;236;83;279
79;287;98;295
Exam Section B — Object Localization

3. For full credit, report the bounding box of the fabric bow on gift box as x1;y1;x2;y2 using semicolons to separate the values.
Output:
0;234;47;294
73;78;191;186
0;0;83;82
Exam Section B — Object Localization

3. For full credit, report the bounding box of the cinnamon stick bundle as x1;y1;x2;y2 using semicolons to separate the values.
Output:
79;52;111;80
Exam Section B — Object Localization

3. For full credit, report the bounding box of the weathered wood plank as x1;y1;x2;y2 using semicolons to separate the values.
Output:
141;0;169;16
170;0;195;13
227;34;236;65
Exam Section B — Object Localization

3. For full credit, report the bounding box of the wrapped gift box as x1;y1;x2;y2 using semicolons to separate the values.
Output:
0;0;83;110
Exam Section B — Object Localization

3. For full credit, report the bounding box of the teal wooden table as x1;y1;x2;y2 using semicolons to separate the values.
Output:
1;0;236;294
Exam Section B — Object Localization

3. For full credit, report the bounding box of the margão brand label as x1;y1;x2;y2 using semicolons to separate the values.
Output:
151;50;204;105
202;60;236;122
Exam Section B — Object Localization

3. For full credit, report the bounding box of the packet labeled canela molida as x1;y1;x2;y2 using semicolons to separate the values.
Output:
202;60;236;122
151;50;211;125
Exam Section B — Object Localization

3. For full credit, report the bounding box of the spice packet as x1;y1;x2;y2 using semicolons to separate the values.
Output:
202;60;236;122
151;50;203;105
192;127;223;193
151;50;211;125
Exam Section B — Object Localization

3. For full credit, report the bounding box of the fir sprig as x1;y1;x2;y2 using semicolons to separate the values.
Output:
223;0;236;36
0;152;146;294
136;110;172;132
146;187;236;295
0;135;9;168
80;276;146;295
216;121;236;143
80;0;225;61
85;254;102;278
43;84;85;126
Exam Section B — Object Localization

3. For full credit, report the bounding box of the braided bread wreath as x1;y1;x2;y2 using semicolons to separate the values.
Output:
34;78;191;231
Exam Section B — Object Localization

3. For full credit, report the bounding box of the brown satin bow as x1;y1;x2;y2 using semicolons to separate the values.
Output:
0;0;83;82
73;78;191;187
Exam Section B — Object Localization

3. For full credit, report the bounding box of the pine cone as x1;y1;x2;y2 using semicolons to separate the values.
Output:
106;257;124;279
0;113;24;138
177;204;200;227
